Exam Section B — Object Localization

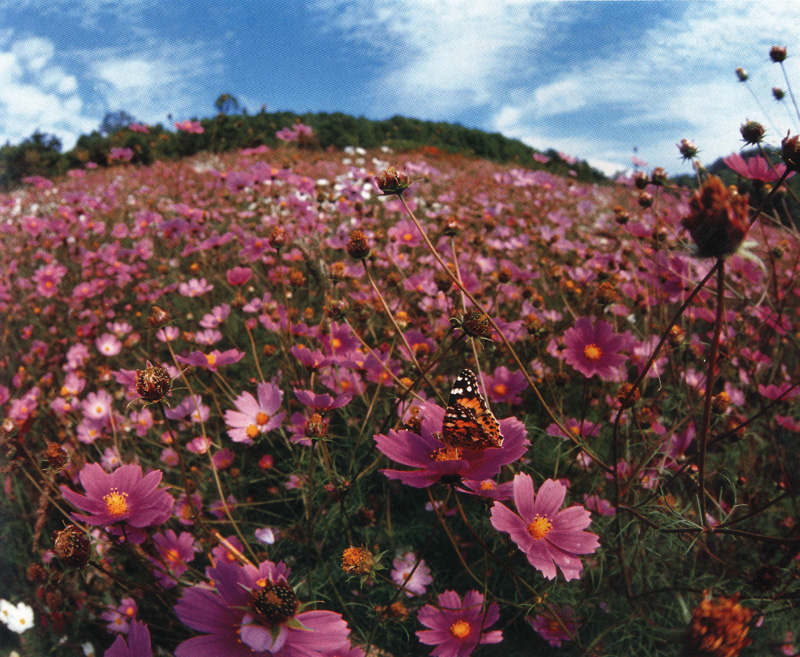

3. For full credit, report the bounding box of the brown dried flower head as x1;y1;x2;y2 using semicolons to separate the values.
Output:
462;309;493;339
44;442;68;470
341;546;375;575
148;305;169;327
769;45;787;63
268;226;287;250
346;229;370;260
681;176;749;258
135;361;171;402
739;120;765;145
53;525;91;568
685;592;754;657
781;131;800;172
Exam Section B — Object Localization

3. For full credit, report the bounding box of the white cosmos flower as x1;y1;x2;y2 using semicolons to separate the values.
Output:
0;598;34;634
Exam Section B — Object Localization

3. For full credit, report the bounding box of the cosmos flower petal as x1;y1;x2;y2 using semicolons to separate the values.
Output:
174;634;254;657
490;501;533;550
533;479;567;519
512;472;537;520
174;586;243;635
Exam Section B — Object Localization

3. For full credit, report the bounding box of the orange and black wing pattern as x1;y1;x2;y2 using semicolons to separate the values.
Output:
441;369;503;450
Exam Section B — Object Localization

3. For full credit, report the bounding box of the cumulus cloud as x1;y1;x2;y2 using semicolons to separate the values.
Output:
0;36;96;148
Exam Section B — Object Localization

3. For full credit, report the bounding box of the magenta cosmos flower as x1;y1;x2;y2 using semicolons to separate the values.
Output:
527;605;578;647
176;348;245;373
723;152;794;182
224;382;285;444
60;463;174;544
391;552;433;598
416;590;502;657
490;473;599;581
562;317;628;380
104;619;152;657
375;403;528;488
173;558;350;657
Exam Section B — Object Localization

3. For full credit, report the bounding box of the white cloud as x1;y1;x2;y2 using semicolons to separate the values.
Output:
0;36;96;148
489;1;800;173
312;0;575;117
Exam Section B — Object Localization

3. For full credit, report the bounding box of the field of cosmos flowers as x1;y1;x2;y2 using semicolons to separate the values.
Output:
3;52;800;657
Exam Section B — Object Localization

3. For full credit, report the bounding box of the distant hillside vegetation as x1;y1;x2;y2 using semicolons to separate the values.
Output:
0;109;608;190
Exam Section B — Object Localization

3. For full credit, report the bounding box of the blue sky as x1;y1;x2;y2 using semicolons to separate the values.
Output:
2;0;800;176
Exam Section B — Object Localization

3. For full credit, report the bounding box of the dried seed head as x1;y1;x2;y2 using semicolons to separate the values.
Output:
346;229;370;259
148;305;169;327
638;192;654;208
681;176;749;258
135;361;171;402
44;442;67;470
685;592;754;657
633;170;650;190
462;309;493;339
53;525;92;568
341;546;375;575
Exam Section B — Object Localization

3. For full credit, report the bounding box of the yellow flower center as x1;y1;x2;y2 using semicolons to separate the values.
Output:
95;404;104;415
103;489;129;517
331;337;342;350
206;353;217;367
402;232;414;242
246;424;259;439
493;383;508;396
45;280;53;289
527;515;553;540
433;445;463;462
479;480;496;491
583;344;602;361
166;548;180;564
449;620;471;639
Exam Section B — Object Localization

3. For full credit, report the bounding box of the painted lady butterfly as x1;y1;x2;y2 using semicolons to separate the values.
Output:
441;369;503;450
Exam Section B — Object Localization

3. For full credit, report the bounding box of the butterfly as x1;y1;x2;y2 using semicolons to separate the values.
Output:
441;369;503;450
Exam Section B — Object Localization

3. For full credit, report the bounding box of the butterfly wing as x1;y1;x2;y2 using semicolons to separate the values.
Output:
441;369;503;450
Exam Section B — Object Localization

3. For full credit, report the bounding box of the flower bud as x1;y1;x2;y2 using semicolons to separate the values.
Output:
735;67;749;82
740;120;765;145
341;546;375;575
148;305;169;327
677;139;698;160
782;132;800;172
770;45;787;63
268;226;287;250
633;170;649;189
650;167;667;187
638;192;654;208
773;87;786;101
376;167;410;196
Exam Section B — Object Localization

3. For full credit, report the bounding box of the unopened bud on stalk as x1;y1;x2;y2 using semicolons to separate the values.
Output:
633;170;649;190
376;167;410;195
681;175;749;258
638;192;654;208
53;525;91;568
772;87;786;101
740;120;765;145
346;229;370;260
650;167;667;186
135;361;171;402
268;226;287;250
781;132;800;172
677;139;698;160
735;67;749;82
770;45;787;63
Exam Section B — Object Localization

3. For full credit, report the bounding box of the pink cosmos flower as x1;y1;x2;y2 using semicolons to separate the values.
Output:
388;218;423;248
128;123;150;134
101;597;138;634
150;529;196;589
226;266;252;286
175;119;204;134
391;552;433;597
32;263;67;298
104;619;152;657
96;333;123;357
110;147;134;162
527;605;579;647
60;463;174;544
224;382;285;444
490;473;599;581
178;277;213;297
375;404;528;488
416;590;502;657
173;558;351;657
82;389;113;422
294;388;353;411
562;317;628;380
483;366;527;405
723;152;795;182
176;348;245;373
